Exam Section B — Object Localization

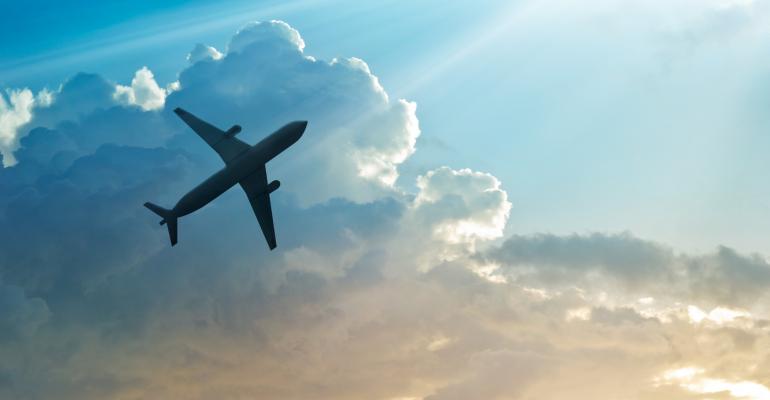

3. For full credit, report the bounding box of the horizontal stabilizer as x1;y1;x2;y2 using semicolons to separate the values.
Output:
144;202;178;246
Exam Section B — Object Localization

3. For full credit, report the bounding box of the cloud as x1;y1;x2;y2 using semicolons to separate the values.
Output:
414;167;511;245
0;88;51;166
39;73;119;122
0;19;769;400
186;43;223;64
167;20;420;204
113;67;167;111
0;20;471;398
228;20;305;54
424;349;550;400
488;232;676;288
487;232;770;309
0;283;50;342
1;69;169;167
4;20;420;205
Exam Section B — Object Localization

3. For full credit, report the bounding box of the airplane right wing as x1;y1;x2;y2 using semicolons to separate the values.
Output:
239;165;277;250
174;107;250;164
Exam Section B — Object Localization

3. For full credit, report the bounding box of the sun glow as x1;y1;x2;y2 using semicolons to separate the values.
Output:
687;305;751;325
658;367;770;400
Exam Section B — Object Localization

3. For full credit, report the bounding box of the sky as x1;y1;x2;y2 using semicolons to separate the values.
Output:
1;1;770;399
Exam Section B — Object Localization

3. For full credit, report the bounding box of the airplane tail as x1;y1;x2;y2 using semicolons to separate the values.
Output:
144;202;178;246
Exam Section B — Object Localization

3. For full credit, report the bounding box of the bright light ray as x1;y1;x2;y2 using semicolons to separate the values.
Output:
0;0;335;83
392;0;536;97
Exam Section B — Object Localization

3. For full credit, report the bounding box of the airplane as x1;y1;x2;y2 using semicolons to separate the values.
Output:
144;108;307;250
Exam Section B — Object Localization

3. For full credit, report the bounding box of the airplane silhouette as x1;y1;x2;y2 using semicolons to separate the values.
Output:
144;108;306;250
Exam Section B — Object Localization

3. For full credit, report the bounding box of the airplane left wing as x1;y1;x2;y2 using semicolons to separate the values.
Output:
174;107;250;164
239;165;277;250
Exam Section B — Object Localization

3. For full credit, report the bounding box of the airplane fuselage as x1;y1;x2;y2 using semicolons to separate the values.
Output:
172;121;305;218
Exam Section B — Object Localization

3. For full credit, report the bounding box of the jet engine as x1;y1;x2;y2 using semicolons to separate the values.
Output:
267;180;280;194
225;125;242;137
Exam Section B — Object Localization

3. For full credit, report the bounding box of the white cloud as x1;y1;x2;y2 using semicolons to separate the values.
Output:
166;80;180;93
36;88;54;107
168;20;421;204
113;67;166;111
0;88;53;166
353;98;420;186
415;167;511;245
687;305;752;326
566;307;592;321
186;43;223;64
638;296;655;304
228;20;305;54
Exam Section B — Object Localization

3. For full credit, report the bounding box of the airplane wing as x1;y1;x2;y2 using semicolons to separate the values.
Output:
239;165;277;250
174;107;250;164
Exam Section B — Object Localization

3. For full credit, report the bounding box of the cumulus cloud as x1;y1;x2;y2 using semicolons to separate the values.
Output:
1;69;169;167
228;20;305;54
167;20;419;203
0;88;52;166
40;73;119;121
415;167;511;245
186;43;223;64
4;21;420;205
0;19;768;400
0;21;473;398
114;66;167;111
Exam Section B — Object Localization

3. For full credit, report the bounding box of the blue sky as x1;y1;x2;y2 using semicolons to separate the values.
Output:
2;1;770;398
